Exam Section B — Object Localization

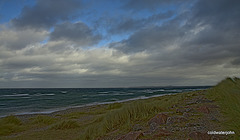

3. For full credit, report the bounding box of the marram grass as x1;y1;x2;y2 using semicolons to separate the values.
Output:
79;95;181;139
206;77;240;138
30;115;57;125
50;120;79;130
0;115;23;136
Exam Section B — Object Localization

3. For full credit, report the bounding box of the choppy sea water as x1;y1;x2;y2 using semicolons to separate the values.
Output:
0;87;210;117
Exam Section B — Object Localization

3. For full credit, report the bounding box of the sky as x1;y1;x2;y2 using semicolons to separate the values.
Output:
0;0;239;88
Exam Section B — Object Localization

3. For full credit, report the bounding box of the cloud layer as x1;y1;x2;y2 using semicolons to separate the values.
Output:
11;0;82;29
0;0;239;87
50;22;101;47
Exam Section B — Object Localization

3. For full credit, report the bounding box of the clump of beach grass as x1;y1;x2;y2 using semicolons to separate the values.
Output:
0;115;23;136
1;115;22;125
30;115;57;125
50;120;79;130
107;102;122;110
79;96;181;139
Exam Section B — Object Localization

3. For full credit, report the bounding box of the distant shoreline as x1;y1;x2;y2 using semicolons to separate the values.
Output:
0;86;212;89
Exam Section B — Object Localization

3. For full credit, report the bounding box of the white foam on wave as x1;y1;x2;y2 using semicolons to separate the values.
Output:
91;92;135;97
98;91;109;94
185;88;204;91
88;94;107;97
153;89;165;92
2;94;29;97
112;92;135;96
80;93;176;108
165;89;182;92
45;94;55;96
33;93;55;96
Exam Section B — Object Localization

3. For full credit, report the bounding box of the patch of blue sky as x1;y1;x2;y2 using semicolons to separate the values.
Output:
96;33;130;48
40;37;49;45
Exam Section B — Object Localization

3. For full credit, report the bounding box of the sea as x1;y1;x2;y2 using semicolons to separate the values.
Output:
0;86;210;117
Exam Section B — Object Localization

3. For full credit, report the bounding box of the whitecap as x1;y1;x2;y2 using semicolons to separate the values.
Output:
33;93;55;96
45;94;55;96
98;91;109;94
154;89;165;92
2;94;29;97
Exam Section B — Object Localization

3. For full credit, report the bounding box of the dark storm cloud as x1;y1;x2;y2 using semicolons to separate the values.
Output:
191;0;240;26
231;58;240;66
110;23;185;53
180;0;240;64
181;27;240;64
109;11;174;34
11;0;82;29
123;0;190;11
113;0;240;67
50;22;101;46
0;71;199;88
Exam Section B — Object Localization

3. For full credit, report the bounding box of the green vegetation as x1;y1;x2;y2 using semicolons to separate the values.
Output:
1;115;22;125
59;112;86;119
50;120;79;130
0;115;23;136
107;102;122;110
80;94;187;139
206;77;240;138
0;77;239;139
30;115;57;125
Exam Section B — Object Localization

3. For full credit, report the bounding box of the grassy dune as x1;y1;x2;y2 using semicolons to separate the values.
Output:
0;77;239;139
207;77;240;136
79;94;183;139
